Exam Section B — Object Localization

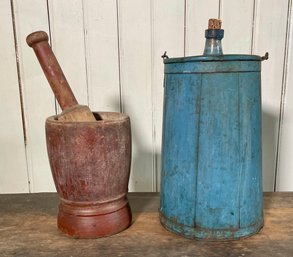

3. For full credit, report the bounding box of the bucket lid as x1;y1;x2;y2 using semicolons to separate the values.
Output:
163;54;262;64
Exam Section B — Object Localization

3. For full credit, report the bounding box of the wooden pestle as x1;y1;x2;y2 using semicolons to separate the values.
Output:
26;31;96;122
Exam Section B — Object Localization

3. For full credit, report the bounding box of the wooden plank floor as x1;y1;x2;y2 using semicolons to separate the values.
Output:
0;192;293;257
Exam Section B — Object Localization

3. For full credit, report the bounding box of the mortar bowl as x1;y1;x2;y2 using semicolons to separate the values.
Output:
45;112;132;238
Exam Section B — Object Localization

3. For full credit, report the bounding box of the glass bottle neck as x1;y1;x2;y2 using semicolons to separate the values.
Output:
203;38;223;55
203;29;224;56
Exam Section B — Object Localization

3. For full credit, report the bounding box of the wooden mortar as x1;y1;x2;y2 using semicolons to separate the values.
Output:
27;31;132;238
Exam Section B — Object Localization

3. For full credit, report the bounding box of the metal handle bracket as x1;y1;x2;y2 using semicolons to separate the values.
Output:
261;52;269;61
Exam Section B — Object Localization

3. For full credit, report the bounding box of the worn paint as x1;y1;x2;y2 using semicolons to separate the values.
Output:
46;112;132;238
160;55;263;240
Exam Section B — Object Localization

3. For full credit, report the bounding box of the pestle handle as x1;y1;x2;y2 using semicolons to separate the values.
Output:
26;31;78;111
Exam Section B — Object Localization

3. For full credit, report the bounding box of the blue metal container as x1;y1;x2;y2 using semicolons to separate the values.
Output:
160;54;264;240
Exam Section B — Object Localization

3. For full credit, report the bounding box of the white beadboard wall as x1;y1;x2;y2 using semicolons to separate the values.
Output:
0;0;292;193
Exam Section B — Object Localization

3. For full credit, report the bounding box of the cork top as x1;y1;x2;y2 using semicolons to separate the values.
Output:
208;19;222;29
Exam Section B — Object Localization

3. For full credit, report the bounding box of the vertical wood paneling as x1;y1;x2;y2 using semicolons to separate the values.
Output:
117;0;153;191
276;0;293;191
1;0;293;193
253;0;289;191
83;0;120;112
152;0;185;191
13;0;55;192
0;0;28;193
220;0;254;54
47;0;88;108
185;0;219;56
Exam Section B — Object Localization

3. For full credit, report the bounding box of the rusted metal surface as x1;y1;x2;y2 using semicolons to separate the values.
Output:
45;112;132;238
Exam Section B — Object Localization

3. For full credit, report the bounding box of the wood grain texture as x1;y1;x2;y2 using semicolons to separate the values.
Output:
220;0;254;54
117;0;153;192
185;0;219;56
12;0;56;192
0;0;28;193
45;112;131;238
1;0;293;193
152;0;185;191
161;59;263;239
83;0;121;112
26;31;96;122
252;0;289;191
276;0;293;191
0;193;293;257
47;0;89;108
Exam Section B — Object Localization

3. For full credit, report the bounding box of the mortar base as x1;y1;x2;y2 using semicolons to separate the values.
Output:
57;201;132;238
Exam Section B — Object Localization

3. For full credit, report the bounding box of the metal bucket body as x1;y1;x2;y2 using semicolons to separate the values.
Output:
160;55;263;240
46;112;132;238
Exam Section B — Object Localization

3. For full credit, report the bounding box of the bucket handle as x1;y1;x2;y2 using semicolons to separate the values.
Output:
161;51;269;61
261;52;269;61
161;51;169;59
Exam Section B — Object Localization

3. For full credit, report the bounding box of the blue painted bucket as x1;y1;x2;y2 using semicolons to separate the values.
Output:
160;54;264;240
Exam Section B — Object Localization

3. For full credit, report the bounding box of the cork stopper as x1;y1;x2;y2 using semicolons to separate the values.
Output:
208;19;222;29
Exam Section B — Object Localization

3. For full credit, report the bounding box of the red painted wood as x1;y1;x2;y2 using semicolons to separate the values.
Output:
26;31;78;110
45;112;132;238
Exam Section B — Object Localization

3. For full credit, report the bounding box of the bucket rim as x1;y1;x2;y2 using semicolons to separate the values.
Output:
163;54;262;64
